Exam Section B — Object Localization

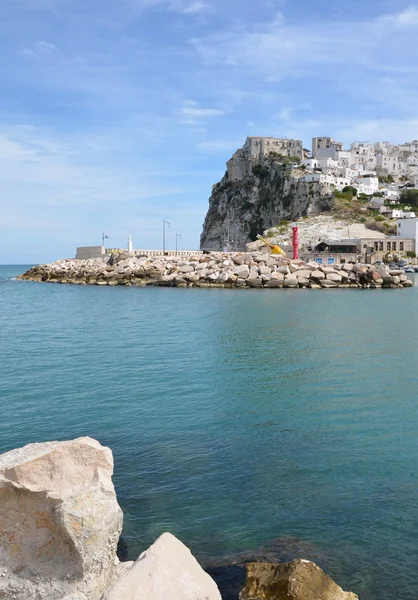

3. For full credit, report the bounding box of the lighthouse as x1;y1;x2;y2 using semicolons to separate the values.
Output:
127;235;133;253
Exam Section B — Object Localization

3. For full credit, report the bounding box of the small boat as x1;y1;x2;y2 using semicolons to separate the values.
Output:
405;267;415;273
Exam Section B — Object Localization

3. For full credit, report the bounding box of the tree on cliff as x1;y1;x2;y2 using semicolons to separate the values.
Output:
400;188;418;206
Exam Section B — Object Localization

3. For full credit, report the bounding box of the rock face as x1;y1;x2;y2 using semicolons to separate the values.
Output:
0;437;123;600
200;143;333;251
18;253;414;291
239;560;358;600
102;532;221;600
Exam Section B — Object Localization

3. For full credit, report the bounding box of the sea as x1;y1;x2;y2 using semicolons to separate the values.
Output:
1;264;418;599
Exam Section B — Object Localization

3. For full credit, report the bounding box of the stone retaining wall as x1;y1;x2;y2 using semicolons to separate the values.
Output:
18;251;413;290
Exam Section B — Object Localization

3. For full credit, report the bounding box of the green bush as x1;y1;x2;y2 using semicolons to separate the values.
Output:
342;185;358;196
252;164;270;178
406;251;416;258
375;215;385;222
400;189;418;206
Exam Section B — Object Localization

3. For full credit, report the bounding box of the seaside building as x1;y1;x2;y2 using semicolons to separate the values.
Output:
396;217;418;256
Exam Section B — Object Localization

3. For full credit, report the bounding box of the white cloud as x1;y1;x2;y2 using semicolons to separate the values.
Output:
22;40;59;59
182;106;225;117
191;6;418;79
381;6;418;27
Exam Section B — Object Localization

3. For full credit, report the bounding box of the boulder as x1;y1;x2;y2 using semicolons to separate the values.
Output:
246;277;263;288
297;277;310;287
178;265;194;273
102;532;221;600
320;280;338;288
239;560;357;600
259;265;272;275
352;264;367;274
264;279;283;288
283;277;298;288
326;272;342;283
233;264;250;278
295;270;312;279
0;437;123;600
310;270;325;281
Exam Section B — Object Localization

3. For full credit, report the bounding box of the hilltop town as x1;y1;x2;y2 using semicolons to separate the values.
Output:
200;135;418;263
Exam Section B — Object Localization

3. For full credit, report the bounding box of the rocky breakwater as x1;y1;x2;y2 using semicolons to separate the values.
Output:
19;251;413;290
0;437;358;600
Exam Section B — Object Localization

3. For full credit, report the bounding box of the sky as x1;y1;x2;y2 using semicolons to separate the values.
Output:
2;0;418;262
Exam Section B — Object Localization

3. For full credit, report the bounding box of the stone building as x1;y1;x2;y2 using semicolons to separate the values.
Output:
226;136;303;182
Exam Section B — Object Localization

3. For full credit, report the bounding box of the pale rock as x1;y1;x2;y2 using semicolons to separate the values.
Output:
270;272;284;282
239;559;358;600
258;265;272;275
178;265;194;273
352;264;367;274
310;270;325;281
320;266;338;275
0;437;123;600
283;277;298;288
297;277;310;287
247;277;263;287
295;270;312;280
249;267;260;279
276;266;290;275
326;272;343;283
194;263;207;271
102;533;221;600
233;264;250;278
321;280;338;288
264;277;283;287
266;258;278;267
289;264;299;273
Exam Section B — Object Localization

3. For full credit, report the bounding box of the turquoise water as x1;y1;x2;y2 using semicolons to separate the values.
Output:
2;265;418;599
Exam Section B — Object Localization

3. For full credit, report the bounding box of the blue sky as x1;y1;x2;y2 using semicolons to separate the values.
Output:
2;0;418;262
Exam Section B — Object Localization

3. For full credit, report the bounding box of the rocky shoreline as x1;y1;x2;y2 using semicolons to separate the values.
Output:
18;251;414;289
0;437;358;600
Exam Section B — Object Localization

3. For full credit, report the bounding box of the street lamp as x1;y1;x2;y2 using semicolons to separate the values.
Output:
102;233;109;247
176;233;182;253
163;220;171;255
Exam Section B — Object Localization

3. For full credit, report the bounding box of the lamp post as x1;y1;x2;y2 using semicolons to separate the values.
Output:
163;220;171;255
176;233;182;253
292;221;299;260
102;233;109;247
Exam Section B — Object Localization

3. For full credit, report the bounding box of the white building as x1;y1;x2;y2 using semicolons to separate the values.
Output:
354;176;379;196
301;173;350;191
312;137;343;159
396;217;418;255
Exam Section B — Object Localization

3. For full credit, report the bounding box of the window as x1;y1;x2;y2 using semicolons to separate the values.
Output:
379;242;384;251
392;242;397;251
387;242;391;251
400;242;404;251
374;242;379;251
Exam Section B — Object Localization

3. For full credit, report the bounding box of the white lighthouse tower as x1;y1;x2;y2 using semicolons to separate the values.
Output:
127;235;133;253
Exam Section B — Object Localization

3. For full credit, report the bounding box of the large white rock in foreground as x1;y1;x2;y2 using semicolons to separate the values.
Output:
0;436;123;600
102;532;221;600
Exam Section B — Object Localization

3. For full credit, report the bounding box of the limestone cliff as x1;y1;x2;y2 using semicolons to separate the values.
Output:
200;143;332;251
